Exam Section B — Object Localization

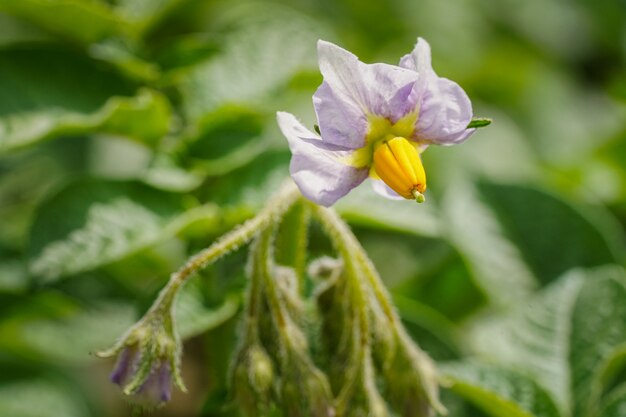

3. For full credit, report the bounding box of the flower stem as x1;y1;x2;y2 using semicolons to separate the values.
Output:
311;204;382;411
309;205;370;354
150;180;301;316
254;225;291;341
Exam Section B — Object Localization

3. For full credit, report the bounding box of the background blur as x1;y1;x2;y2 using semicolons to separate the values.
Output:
0;0;625;416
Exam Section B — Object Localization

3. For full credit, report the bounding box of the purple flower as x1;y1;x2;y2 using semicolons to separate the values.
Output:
278;38;478;207
98;311;186;408
109;347;173;407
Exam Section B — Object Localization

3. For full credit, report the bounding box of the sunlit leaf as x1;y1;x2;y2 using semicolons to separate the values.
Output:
28;179;218;282
0;0;127;44
0;46;171;154
469;266;626;416
443;362;560;417
179;3;321;120
115;0;192;35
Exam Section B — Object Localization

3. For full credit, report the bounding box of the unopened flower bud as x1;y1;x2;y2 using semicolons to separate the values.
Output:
308;256;343;283
280;353;335;417
336;355;389;417
383;332;445;417
97;311;186;408
370;305;397;371
275;266;305;319
230;343;276;416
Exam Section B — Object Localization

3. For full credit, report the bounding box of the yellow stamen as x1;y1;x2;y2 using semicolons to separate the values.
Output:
373;137;427;202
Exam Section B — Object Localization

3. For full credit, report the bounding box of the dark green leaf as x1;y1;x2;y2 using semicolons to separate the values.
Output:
598;383;626;417
442;180;538;305
478;183;624;285
0;46;171;153
175;279;240;339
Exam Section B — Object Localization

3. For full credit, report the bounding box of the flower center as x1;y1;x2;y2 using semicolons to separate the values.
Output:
372;137;426;202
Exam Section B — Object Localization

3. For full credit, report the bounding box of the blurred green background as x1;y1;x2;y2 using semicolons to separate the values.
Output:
0;0;625;416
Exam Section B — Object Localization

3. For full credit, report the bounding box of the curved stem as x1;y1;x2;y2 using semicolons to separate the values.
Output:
149;180;301;315
309;205;370;352
311;204;380;412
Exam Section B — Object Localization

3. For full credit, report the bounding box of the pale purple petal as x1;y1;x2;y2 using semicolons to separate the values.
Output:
371;179;404;200
137;362;172;405
314;40;419;148
400;37;475;145
110;348;140;387
277;112;368;207
399;37;433;75
313;81;367;150
416;77;474;145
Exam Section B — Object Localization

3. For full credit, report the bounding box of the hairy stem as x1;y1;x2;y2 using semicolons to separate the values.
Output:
150;180;300;315
311;204;388;413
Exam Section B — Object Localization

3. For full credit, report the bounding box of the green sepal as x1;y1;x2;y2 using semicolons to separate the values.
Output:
467;118;492;129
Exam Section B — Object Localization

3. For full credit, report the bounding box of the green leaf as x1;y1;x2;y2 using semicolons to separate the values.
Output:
0;148;70;248
206;149;291;209
0;377;89;417
469;266;626;417
336;185;442;238
0;292;135;364
442;180;538;306
178;106;270;177
179;4;321;120
0;0;127;44
28;179;218;282
175;279;240;339
0;13;53;46
598;383;626;417
0;46;172;153
443;362;561;417
478;183;624;285
0;259;28;294
88;39;161;82
394;295;463;360
115;0;192;35
570;268;626;417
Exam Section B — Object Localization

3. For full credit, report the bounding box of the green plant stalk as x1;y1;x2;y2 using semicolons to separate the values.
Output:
255;225;291;340
309;204;370;348
314;206;446;415
243;242;265;342
309;204;373;406
148;180;301;316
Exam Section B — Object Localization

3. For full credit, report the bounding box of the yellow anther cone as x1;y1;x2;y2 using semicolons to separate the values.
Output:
373;137;427;202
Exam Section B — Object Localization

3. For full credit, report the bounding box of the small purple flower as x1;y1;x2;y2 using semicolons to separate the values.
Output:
98;312;186;408
278;38;482;207
109;347;173;406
